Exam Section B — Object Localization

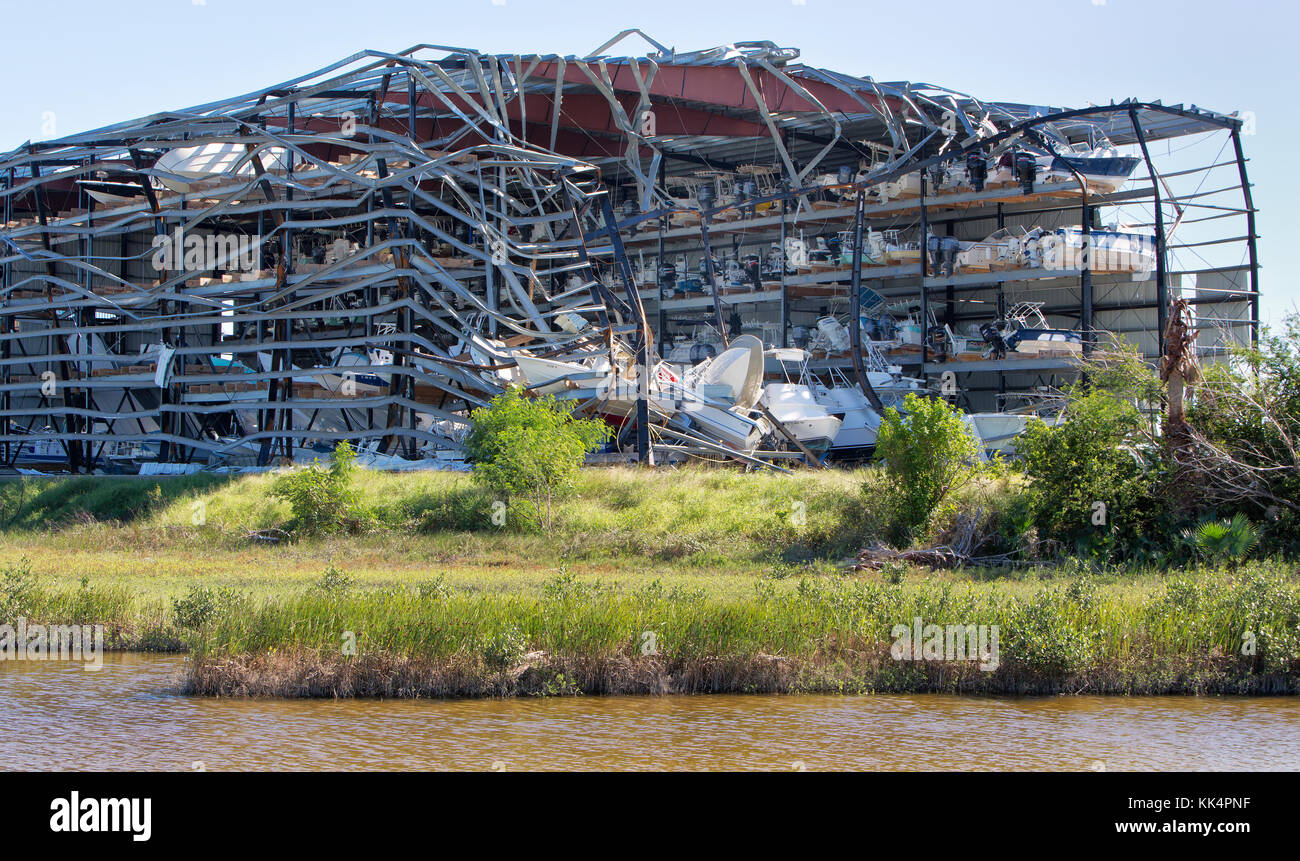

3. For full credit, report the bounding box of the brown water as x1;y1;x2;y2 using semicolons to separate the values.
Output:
2;653;1298;771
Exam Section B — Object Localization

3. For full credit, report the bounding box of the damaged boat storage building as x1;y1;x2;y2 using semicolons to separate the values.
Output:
0;34;1260;471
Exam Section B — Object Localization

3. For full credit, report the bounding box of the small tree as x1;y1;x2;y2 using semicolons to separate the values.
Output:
270;440;372;534
873;393;983;541
465;388;612;531
1185;314;1300;541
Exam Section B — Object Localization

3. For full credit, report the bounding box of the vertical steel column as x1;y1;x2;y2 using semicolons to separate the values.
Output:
779;197;789;348
1230;126;1260;346
1081;197;1093;357
1129;108;1168;355
698;221;728;348
1;168;9;464
849;189;884;413
599;194;651;465
408;72;418;138
919;171;929;367
996;202;1005;409
655;221;666;341
283;99;296;462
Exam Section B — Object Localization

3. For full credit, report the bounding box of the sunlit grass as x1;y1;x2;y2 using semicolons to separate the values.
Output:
3;467;1298;695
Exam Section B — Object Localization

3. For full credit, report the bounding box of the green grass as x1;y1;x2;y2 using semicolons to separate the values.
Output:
2;468;1297;696
0;467;875;600
5;555;1298;695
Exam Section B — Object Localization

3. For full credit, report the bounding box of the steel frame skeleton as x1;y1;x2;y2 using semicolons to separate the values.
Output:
0;37;1258;471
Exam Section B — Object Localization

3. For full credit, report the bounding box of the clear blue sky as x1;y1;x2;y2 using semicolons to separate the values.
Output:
2;0;1292;324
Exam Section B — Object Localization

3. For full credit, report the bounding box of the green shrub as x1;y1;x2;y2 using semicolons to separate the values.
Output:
311;566;356;596
1014;388;1165;563
1003;589;1095;674
873;393;983;543
0;558;39;619
172;585;246;630
270;441;374;534
1189;314;1300;555
464;388;613;532
481;624;527;669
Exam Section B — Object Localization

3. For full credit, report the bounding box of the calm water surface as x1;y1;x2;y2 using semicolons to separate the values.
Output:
3;654;1298;771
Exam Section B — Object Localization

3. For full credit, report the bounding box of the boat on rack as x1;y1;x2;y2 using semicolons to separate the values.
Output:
1043;145;1142;194
979;302;1083;358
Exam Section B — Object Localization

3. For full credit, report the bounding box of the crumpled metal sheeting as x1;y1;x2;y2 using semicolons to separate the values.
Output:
0;51;634;467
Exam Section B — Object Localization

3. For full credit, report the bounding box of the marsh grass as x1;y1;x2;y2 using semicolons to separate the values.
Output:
3;468;1298;697
5;554;1296;696
181;562;1300;697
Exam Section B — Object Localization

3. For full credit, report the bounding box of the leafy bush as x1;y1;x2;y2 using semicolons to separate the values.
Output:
872;393;983;543
1014;388;1166;563
481;624;527;670
417;576;453;600
0;558;39;619
1003;589;1095;674
172;585;246;630
464;388;613;531
311;566;356;596
1188;314;1300;554
270;441;374;534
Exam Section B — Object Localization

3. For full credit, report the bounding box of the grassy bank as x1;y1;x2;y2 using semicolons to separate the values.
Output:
0;467;869;599
2;468;1298;697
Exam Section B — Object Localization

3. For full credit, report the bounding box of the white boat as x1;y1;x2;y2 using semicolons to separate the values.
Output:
674;401;767;450
808;363;925;452
513;354;607;395
956;227;1023;271
966;412;1034;455
761;383;842;452
153;142;304;193
1041;146;1142;194
688;334;764;411
1037;227;1157;275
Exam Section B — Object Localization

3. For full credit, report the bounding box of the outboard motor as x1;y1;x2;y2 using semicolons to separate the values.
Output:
1015;151;1038;195
928;163;946;192
926;325;950;361
742;254;762;290
926;235;961;277
697;181;715;212
790;326;811;349
658;262;678;296
966;151;988;192
980;320;1010;358
689;342;717;365
837;164;854;185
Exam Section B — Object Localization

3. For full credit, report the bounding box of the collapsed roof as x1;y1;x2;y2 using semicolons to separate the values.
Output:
0;34;1250;471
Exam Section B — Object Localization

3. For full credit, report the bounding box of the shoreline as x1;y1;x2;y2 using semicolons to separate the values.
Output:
184;650;1300;698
